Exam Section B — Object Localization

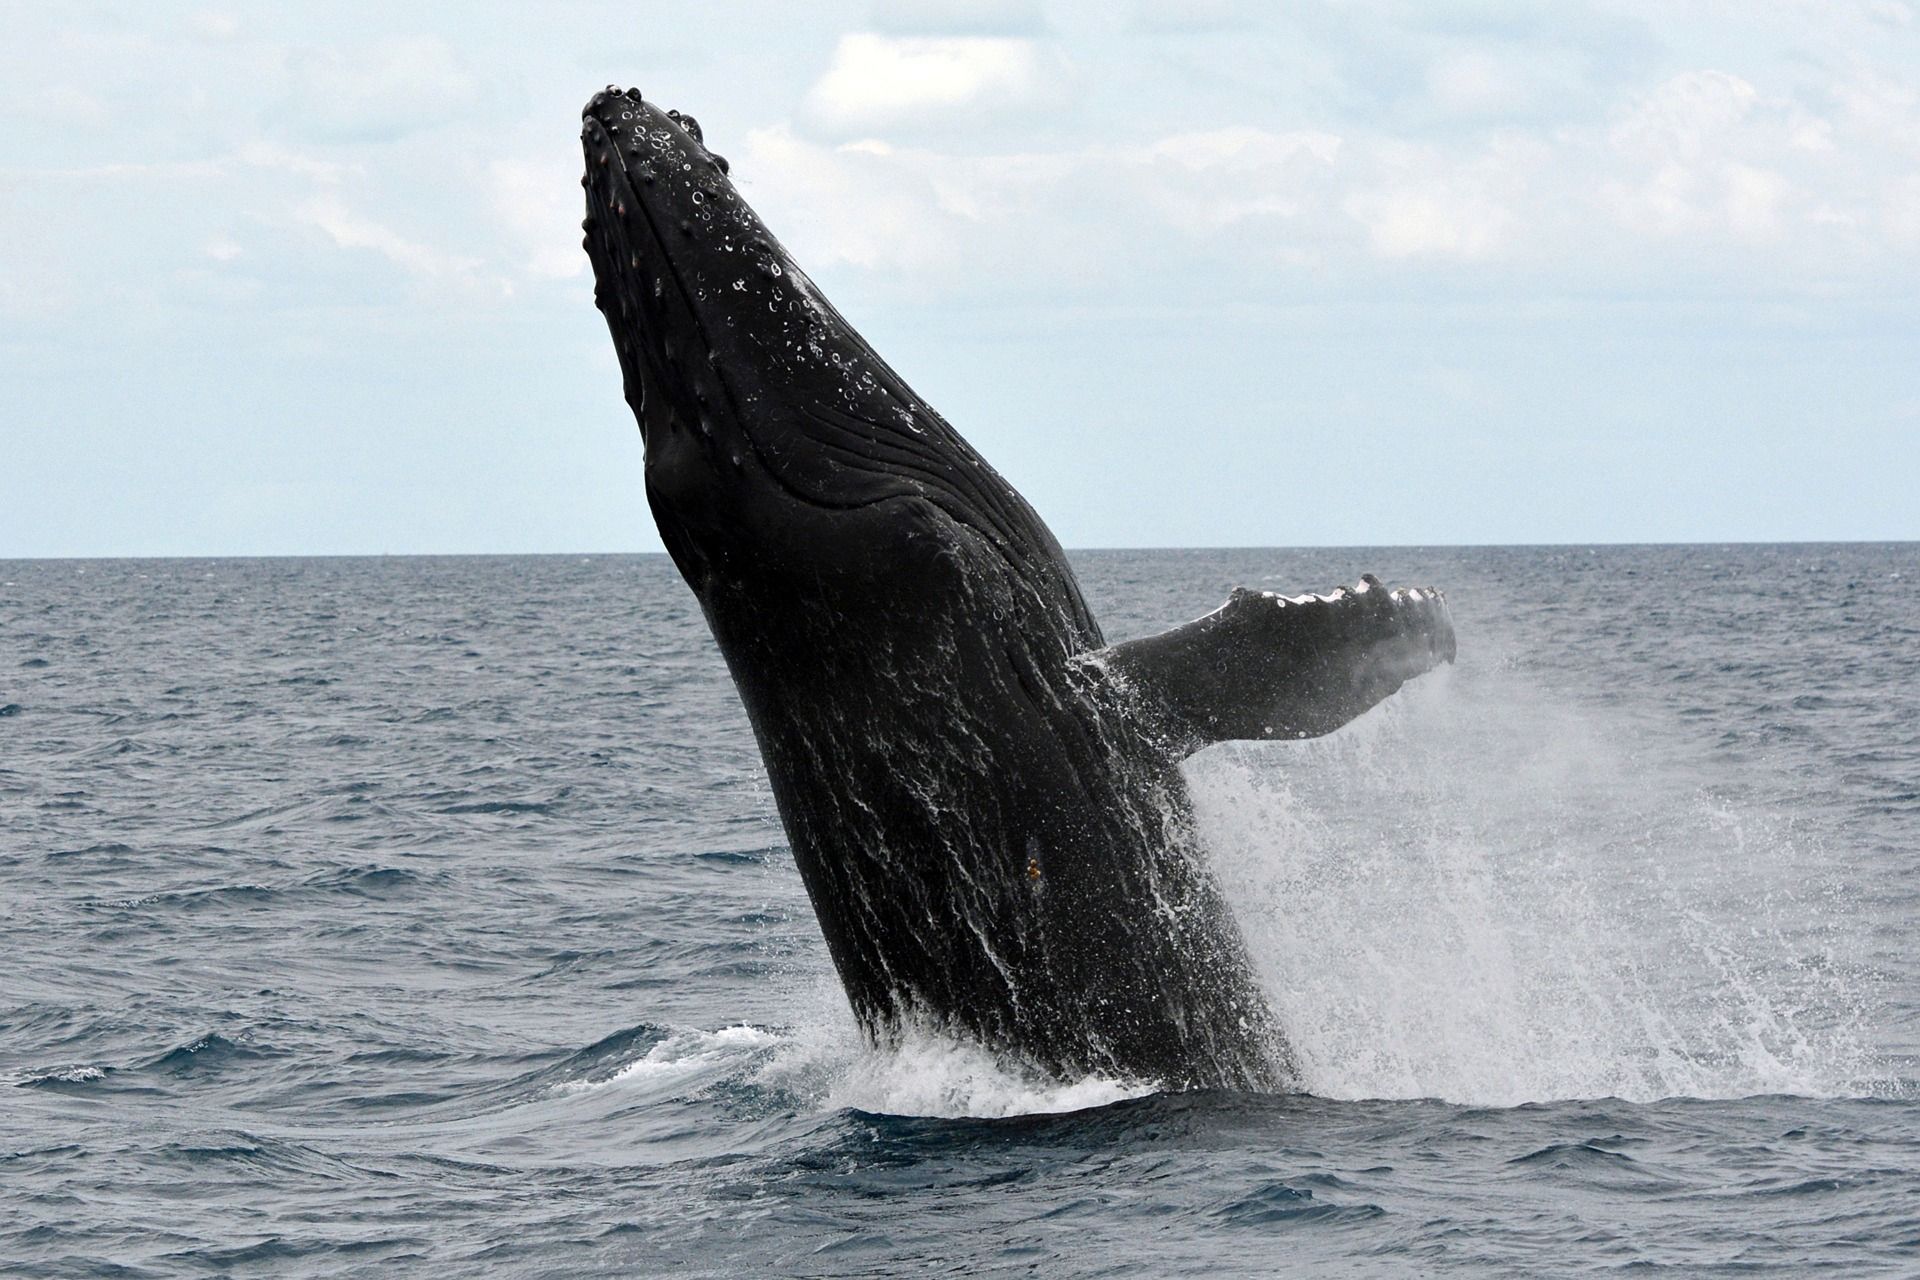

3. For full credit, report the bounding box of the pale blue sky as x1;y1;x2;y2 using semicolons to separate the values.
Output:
3;1;1917;556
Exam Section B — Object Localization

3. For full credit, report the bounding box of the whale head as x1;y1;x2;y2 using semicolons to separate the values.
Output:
579;88;915;571
580;86;1088;631
581;88;823;450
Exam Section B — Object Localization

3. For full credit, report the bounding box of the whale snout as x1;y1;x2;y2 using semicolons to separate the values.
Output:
583;83;643;118
580;86;722;173
578;85;745;282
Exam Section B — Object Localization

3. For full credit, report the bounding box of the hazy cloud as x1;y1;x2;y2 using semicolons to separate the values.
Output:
280;35;481;143
6;0;1918;554
1124;0;1255;35
802;33;1070;135
186;10;241;41
489;153;591;281
297;194;481;282
869;0;1047;36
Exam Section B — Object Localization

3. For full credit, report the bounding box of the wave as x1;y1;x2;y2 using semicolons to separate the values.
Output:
554;1025;781;1096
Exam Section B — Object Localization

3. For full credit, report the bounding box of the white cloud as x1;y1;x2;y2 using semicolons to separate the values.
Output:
4;82;112;129
802;34;1066;134
297;194;495;290
235;141;357;185
740;121;1351;290
1609;70;1761;163
1419;41;1605;124
1139;128;1344;238
1885;174;1920;248
1578;65;1920;255
1724;163;1789;241
741;125;966;276
1347;186;1512;259
1828;66;1920;160
744;41;1920;295
188;11;240;41
1147;127;1342;173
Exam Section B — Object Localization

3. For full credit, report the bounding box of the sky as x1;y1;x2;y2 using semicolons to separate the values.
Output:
3;0;1917;556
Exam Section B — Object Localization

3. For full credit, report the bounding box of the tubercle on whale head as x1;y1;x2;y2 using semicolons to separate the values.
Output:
578;87;901;530
580;89;745;446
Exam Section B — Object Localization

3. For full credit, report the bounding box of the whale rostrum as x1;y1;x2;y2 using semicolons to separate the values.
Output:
579;86;1456;1090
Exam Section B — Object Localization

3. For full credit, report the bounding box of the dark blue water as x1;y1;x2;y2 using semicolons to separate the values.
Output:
3;546;1916;1276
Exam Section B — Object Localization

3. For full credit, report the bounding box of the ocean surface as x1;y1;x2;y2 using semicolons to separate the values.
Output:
2;544;1916;1277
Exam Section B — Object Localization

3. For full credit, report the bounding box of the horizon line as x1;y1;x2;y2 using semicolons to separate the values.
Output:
3;538;1916;564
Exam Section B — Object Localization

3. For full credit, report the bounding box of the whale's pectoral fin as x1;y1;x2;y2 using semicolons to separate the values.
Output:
1095;576;1455;755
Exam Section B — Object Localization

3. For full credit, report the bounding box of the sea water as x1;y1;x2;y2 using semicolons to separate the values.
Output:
2;545;1915;1275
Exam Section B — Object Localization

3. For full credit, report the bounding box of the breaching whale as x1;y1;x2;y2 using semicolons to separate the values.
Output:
579;87;1455;1091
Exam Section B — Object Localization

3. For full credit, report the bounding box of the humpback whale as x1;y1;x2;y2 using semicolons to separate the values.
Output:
579;87;1455;1091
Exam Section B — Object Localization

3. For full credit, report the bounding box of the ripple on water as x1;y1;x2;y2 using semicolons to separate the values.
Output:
1;548;1917;1276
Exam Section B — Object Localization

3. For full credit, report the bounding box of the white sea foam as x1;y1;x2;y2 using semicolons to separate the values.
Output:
1191;666;1882;1106
818;1030;1153;1118
32;1065;107;1085
557;1003;1148;1119
753;986;1154;1120
556;1024;780;1095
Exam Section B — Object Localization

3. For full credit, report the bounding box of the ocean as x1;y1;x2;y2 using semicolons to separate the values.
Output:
2;544;1916;1276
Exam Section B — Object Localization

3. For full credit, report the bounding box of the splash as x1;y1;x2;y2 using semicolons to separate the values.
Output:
817;1030;1154;1118
755;987;1155;1119
566;999;1152;1120
1190;667;1884;1106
